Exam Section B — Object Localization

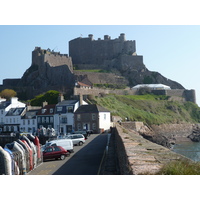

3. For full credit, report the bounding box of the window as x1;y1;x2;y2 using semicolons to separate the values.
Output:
92;114;96;120
42;109;46;114
54;146;61;152
42;117;45;123
57;107;62;112
50;117;53;123
61;117;67;123
50;108;54;114
67;106;73;113
46;117;49;123
38;117;41;123
77;123;81;130
92;123;96;130
77;114;81;121
28;120;30;125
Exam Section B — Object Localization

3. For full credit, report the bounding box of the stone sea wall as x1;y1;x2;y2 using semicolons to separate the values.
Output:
115;123;191;175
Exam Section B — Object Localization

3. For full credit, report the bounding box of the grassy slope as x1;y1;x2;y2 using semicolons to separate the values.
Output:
91;94;200;125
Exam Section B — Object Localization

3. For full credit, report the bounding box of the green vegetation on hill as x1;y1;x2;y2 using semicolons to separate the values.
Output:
89;94;200;125
30;90;60;106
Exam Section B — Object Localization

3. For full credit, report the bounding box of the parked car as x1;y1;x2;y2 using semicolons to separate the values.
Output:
43;146;70;161
43;139;74;153
71;130;88;139
66;134;85;146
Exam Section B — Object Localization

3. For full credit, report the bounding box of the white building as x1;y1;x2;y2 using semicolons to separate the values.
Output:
132;84;171;90
0;97;26;132
4;107;26;132
20;107;41;133
54;99;87;135
74;104;111;134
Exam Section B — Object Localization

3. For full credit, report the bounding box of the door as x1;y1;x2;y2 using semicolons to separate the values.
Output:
66;125;72;133
83;123;90;130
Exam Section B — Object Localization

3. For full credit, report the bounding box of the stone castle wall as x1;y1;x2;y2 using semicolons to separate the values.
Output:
69;34;136;65
32;47;73;71
74;87;196;103
74;71;128;85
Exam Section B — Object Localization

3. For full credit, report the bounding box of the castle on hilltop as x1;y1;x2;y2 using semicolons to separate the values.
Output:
69;33;143;70
0;33;196;104
32;47;73;72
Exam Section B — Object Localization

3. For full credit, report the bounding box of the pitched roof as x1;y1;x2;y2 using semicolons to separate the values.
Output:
56;100;78;106
37;104;56;115
74;104;110;114
6;107;26;116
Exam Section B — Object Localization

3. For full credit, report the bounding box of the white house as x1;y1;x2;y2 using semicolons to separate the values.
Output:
4;107;26;132
74;104;111;134
0;97;26;132
54;99;87;135
20;106;41;134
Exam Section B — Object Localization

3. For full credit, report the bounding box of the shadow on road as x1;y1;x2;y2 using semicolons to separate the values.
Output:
53;133;108;175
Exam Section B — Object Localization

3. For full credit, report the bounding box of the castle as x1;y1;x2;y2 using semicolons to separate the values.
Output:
0;33;196;104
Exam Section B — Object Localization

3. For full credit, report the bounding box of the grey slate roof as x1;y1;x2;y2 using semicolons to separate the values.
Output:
74;104;110;114
57;100;78;105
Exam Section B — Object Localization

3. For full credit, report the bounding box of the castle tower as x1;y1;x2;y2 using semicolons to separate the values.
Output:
119;33;126;41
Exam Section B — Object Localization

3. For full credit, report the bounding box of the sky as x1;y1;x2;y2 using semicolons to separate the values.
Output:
0;25;200;105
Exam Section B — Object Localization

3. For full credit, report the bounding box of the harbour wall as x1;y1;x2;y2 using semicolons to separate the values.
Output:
114;123;192;175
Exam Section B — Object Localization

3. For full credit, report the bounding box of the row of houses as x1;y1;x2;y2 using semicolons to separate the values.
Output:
0;95;111;135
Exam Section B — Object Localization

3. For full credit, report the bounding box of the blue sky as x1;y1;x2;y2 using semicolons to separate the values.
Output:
1;25;200;105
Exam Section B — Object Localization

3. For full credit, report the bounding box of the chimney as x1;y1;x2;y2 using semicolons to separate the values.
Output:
58;93;64;102
79;94;83;106
42;101;48;107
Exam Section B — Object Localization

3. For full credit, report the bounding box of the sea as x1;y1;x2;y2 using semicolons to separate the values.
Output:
172;140;200;162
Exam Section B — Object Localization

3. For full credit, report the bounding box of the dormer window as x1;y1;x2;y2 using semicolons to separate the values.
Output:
42;109;46;114
50;108;54;113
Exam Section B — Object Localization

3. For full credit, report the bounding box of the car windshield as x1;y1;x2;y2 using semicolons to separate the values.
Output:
46;142;52;147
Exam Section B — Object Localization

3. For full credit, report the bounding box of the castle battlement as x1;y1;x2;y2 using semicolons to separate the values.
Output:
69;33;136;65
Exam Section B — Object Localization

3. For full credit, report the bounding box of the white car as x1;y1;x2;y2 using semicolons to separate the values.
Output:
66;134;85;146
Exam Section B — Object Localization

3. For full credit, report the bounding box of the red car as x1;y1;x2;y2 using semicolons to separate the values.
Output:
43;146;70;161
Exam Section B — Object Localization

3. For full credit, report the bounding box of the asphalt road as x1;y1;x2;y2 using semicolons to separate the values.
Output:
28;133;108;175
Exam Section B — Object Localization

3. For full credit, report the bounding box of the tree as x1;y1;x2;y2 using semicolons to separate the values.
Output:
30;90;60;106
0;89;17;100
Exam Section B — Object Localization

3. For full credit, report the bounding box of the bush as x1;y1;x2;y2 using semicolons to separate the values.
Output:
156;160;200;175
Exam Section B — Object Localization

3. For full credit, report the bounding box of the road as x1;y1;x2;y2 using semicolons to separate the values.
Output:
28;133;108;175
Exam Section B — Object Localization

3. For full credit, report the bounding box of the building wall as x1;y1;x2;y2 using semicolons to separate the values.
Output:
74;112;99;134
99;112;111;132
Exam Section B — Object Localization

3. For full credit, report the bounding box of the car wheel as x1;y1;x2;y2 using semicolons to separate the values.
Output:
79;141;83;146
60;155;65;160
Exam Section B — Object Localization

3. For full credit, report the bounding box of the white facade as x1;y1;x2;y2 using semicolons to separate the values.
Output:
99;112;111;132
20;116;37;133
54;100;88;135
4;107;26;132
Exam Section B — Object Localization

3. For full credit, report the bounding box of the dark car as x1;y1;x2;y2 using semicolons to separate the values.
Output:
43;146;70;161
71;130;88;139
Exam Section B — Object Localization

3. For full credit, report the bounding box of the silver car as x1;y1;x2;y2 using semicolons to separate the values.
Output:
66;134;85;146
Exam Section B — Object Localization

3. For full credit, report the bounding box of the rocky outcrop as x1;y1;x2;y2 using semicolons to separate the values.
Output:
188;124;200;142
